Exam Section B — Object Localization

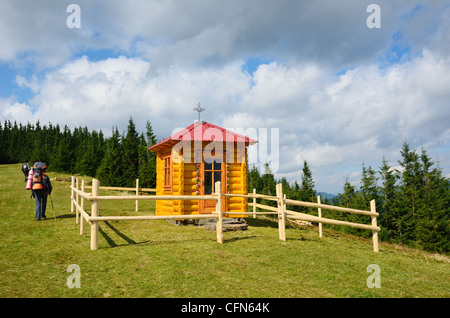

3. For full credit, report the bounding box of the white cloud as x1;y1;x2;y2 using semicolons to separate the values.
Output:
0;98;34;122
2;47;449;193
0;0;435;70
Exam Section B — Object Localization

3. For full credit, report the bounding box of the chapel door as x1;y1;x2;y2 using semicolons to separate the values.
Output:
200;157;226;214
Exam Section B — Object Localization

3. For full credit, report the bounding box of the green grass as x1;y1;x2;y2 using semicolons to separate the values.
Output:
0;163;449;298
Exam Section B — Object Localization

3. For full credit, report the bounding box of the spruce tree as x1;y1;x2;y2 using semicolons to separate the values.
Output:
260;162;276;207
96;127;121;186
415;148;449;252
138;133;152;188
30;120;48;164
261;163;276;196
348;164;379;238
144;121;157;188
121;117;140;187
248;164;262;193
0;123;3;162
300;161;316;202
360;163;379;208
145;120;158;148
396;142;422;245
378;156;398;241
338;177;355;208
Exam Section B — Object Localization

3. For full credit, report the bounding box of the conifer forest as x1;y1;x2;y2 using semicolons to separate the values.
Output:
1;118;448;253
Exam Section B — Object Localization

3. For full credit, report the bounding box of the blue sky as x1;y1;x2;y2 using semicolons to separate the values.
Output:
1;0;449;193
0;63;17;98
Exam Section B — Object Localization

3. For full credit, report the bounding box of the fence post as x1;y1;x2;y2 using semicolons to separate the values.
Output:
91;179;100;250
75;178;79;224
215;181;223;244
135;178;139;212
70;176;75;213
317;195;323;238
252;188;256;218
80;179;85;235
370;200;379;252
276;183;286;241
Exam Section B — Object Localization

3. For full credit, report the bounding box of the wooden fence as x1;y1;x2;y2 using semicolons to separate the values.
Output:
70;177;380;252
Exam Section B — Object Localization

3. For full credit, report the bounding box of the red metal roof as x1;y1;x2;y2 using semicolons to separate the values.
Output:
149;121;257;152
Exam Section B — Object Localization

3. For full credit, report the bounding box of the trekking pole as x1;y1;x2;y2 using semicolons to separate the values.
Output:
49;194;56;220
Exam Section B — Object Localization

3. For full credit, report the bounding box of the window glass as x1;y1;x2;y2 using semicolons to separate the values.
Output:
163;156;171;189
204;171;212;194
213;159;222;170
214;171;221;189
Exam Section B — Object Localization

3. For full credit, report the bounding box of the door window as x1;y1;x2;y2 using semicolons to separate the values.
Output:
203;158;222;194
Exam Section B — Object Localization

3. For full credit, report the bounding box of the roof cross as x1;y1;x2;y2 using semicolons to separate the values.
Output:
193;103;205;123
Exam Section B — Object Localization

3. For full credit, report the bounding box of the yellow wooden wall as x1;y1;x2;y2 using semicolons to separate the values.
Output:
156;142;249;216
224;146;248;217
155;147;183;216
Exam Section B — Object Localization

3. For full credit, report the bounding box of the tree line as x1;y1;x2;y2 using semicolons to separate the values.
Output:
1;119;448;253
0;118;157;188
248;144;449;254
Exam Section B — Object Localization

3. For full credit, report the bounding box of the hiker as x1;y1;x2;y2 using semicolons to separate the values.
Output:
21;162;30;182
30;162;53;221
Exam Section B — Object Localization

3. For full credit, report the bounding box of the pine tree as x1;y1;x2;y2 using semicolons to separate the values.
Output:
348;164;379;238
30;120;48;164
144;121;157;188
280;177;290;197
396;141;422;245
78;136;96;176
360;163;379;208
378;156;398;241
338;177;355;208
96;127;122;186
329;177;356;234
248;164;262;193
121;117;140;187
138;133;152;188
300;161;316;202
73;126;90;174
289;180;303;212
415;148;449;252
145;120;158;148
0;122;4;163
261;162;276;196
260;162;276;208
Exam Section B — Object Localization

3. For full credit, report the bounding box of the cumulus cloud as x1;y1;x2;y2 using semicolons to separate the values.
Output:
0;0;436;69
2;46;449;192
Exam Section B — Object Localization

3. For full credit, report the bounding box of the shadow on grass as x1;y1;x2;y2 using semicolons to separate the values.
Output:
98;221;139;248
245;216;297;230
98;221;205;248
97;221;261;248
95;215;310;249
56;213;75;219
97;225;217;248
224;235;258;243
245;216;279;228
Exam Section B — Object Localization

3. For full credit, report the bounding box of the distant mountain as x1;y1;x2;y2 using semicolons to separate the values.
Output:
317;192;338;201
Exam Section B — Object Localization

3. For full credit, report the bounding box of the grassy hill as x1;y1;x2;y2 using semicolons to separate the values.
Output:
0;163;449;298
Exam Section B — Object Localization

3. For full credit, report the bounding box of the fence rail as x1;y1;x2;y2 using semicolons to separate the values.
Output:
70;176;379;252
